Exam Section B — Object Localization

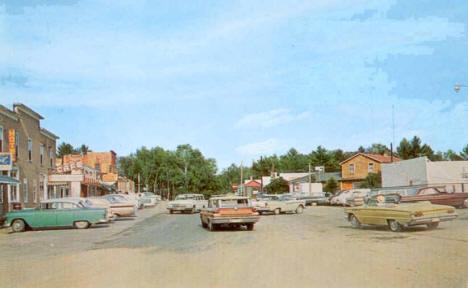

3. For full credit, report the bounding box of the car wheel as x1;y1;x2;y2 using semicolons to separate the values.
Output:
201;218;208;228
11;219;26;233
350;215;361;229
246;223;254;231
295;205;304;214
388;220;402;232
208;220;215;231
74;221;89;229
169;210;174;214
426;222;439;230
274;208;281;215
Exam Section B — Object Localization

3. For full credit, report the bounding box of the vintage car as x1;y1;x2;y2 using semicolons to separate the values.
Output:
344;194;458;232
3;199;110;232
254;194;305;215
138;192;159;207
100;194;138;217
330;190;353;206
65;197;116;221
296;194;330;206
344;189;371;207
200;196;260;231
167;194;208;214
399;186;468;208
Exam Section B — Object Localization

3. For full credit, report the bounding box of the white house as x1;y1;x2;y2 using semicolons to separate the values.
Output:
381;157;468;192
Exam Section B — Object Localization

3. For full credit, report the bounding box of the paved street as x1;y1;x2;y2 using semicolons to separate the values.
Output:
1;203;468;288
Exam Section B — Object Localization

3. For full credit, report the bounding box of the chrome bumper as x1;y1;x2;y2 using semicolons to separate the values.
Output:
211;216;260;224
256;207;273;212
408;213;458;226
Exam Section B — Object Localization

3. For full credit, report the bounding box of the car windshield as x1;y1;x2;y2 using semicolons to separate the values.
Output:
368;194;400;206
219;199;250;208
176;195;196;200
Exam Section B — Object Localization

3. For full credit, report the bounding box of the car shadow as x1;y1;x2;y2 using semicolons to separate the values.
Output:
198;224;251;232
114;217;136;221
338;225;438;233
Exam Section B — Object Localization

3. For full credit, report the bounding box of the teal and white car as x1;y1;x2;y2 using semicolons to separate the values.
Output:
3;199;110;232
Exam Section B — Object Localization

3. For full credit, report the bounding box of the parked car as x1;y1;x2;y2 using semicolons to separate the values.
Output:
345;189;371;207
330;190;352;206
344;194;458;232
138;192;159;207
3;199;110;232
101;194;138;217
399;186;468;208
65;197;116;221
167;194;208;214
255;194;305;215
200;196;260;231
296;194;330;206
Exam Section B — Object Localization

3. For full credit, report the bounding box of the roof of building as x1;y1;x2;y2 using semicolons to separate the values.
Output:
340;153;401;165
13;103;44;120
40;128;60;140
289;172;342;184
244;180;261;187
0;105;20;121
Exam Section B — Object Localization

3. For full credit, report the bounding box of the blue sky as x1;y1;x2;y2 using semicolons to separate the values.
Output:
1;0;467;170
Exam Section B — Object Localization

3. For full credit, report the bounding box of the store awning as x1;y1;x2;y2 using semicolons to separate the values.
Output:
0;175;20;184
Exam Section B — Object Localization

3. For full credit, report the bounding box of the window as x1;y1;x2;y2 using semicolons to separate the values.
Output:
28;138;32;162
368;162;374;173
349;164;355;174
23;178;28;203
33;179;37;203
40;143;44;166
419;188;438;195
10;170;19;202
15;133;18;159
0;184;5;203
0;125;3;152
49;147;54;168
39;175;45;201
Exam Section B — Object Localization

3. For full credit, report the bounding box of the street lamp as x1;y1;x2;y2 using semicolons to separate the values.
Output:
454;84;468;92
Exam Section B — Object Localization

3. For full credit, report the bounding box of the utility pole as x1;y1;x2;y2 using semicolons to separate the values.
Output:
240;161;243;196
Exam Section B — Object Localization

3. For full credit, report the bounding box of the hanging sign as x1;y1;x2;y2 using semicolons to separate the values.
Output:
0;153;12;171
8;129;16;162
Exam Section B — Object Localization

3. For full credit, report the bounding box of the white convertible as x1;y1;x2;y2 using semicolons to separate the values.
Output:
167;194;208;214
254;194;305;215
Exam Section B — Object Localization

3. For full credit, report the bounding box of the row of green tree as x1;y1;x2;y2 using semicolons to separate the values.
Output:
56;136;468;197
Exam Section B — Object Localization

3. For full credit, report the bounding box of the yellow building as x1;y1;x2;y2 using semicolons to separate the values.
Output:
340;153;400;190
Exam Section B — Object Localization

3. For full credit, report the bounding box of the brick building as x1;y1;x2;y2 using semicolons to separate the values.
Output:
82;151;118;182
0;104;58;216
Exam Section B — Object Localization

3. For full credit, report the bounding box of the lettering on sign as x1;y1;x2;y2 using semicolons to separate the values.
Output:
8;129;15;162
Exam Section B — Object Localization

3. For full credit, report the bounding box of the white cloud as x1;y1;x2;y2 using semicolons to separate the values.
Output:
235;109;309;129
235;138;288;156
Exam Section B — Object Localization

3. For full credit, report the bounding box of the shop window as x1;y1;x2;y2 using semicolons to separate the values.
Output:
28;138;32;162
23;178;28;203
0;184;4;203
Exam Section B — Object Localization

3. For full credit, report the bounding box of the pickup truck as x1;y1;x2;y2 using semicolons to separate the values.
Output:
200;196;260;231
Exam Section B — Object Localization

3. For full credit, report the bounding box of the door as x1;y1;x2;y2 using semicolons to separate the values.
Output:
55;202;78;226
27;203;58;228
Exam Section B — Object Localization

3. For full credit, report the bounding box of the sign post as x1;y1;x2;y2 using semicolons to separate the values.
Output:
8;129;15;162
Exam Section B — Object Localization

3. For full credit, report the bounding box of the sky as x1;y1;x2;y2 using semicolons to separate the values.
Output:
1;0;467;170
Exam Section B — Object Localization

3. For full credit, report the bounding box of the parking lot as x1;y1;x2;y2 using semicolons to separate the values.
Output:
1;203;467;288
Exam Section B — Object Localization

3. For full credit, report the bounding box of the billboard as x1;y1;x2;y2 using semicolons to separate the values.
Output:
0;153;13;171
8;129;15;162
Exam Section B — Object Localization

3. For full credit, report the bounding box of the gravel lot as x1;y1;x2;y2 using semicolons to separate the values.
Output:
1;202;467;288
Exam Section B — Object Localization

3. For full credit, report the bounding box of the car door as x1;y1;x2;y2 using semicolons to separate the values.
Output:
55;202;78;227
27;203;58;228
